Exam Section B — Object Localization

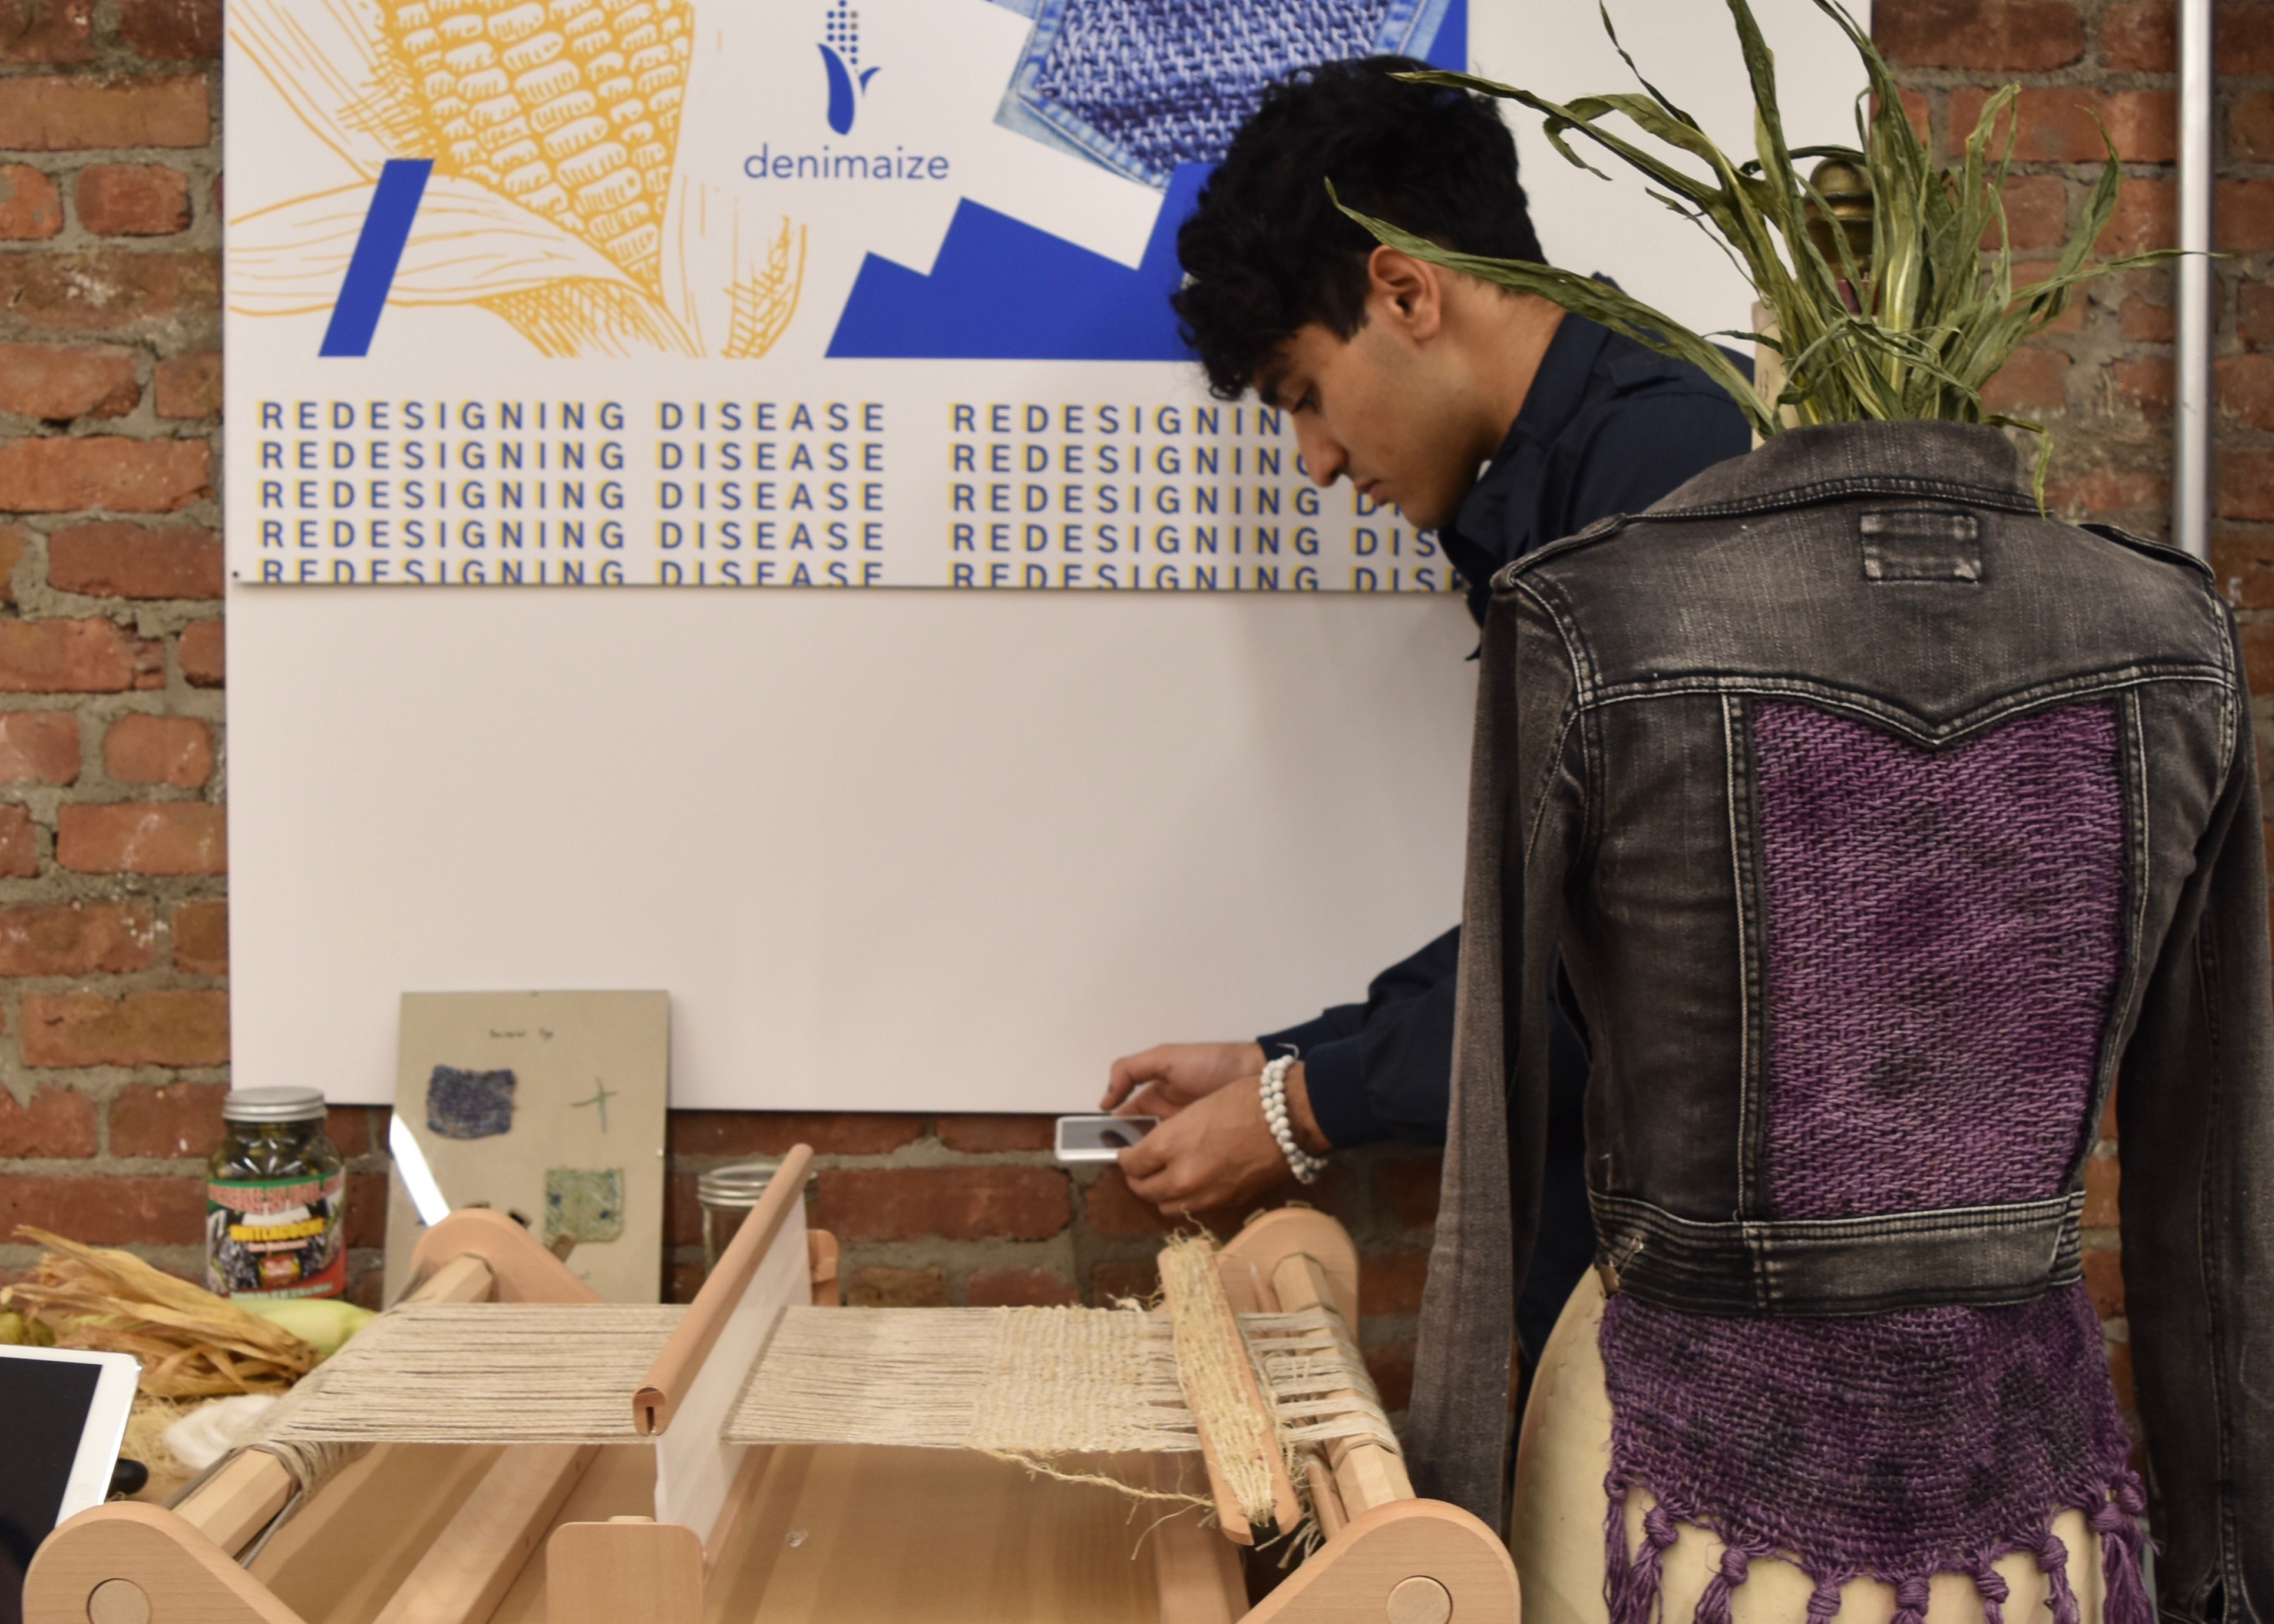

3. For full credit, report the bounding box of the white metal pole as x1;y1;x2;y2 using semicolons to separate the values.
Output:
2175;0;2214;559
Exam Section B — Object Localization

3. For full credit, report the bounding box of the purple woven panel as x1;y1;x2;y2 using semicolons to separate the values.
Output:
1751;700;2124;1219
1598;1285;2146;1624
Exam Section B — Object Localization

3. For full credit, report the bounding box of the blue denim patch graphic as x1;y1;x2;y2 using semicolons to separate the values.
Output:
996;0;1457;187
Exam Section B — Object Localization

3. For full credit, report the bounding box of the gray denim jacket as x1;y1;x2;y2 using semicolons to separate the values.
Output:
1409;421;2270;1623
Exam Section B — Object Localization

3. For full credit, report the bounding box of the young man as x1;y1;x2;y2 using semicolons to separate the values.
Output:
1100;57;1751;1359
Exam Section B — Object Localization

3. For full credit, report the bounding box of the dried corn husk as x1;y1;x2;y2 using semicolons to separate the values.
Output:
1;1228;320;1397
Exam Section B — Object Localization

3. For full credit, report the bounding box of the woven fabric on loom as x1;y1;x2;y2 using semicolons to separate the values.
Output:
263;1304;683;1444
1598;699;2146;1624
726;1305;1399;1457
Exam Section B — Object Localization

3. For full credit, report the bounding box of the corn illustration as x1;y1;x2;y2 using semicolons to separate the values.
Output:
374;0;693;288
228;0;812;358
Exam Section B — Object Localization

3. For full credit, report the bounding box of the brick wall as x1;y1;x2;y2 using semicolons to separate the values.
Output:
0;0;2263;1444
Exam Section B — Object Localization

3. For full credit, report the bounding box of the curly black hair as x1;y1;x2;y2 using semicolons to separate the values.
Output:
1172;57;1546;401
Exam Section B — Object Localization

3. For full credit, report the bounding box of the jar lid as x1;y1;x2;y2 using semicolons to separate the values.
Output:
696;1160;778;1209
222;1086;329;1124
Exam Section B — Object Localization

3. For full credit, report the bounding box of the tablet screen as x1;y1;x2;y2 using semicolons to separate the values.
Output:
0;1350;131;1624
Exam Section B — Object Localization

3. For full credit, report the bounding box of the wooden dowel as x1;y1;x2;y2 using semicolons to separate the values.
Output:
632;1144;812;1436
1268;1252;1413;1516
173;1253;501;1557
370;1443;599;1624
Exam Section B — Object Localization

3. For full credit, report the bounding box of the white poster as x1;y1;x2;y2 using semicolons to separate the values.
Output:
224;0;1466;591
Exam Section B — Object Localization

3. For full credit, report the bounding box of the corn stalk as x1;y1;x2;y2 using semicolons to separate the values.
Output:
1340;0;2183;498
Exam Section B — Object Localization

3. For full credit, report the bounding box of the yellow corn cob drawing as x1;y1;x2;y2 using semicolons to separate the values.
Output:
723;219;807;359
375;0;692;288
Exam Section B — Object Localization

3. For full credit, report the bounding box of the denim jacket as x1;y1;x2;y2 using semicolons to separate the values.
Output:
1408;422;2270;1623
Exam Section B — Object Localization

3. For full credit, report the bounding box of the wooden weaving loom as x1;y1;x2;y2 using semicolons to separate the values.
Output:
27;1145;1516;1624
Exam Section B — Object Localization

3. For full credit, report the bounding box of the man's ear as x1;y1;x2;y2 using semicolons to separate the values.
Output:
1365;245;1446;342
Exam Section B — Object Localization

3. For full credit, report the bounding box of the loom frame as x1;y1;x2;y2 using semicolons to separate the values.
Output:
25;1160;1516;1624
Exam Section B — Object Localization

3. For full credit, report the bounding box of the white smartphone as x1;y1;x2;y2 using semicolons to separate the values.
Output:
1;1344;140;1610
1054;1114;1158;1163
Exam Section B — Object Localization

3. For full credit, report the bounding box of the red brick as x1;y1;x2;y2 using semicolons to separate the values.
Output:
1376;1156;1442;1230
57;801;224;874
0;436;209;513
1894;88;1930;144
1091;1257;1158;1305
0;618;160;694
0;250;219;335
0;900;152;974
323;1103;371;1159
2082;1153;2121;1229
0;1083;94;1156
2220;446;2274;522
846;1265;949;1308
0;710;77;783
812;1165;1069;1243
1083;1166;1175;1236
103;713;209;787
663;1168;700;1248
2216;179;2274;254
0;0;94;64
0;75;207;148
2082;1247;2126;1321
0;524;21;604
343;1171;388;1249
177;617;222;686
0;1173;201;1245
935;1113;1056;1153
75;163;190;237
119;0;219;61
1358;1249;1430;1317
349;1268;387;1310
2120;295;2175;343
1947;87;2174;164
0;804;36;876
2048;465;2171;517
664;1261;703;1305
2233;91;2274;166
48;520;221;600
170;897;225;973
1993;174;2070;253
966;1266;1079;1308
1363;1342;1414;1413
2100;1;2174;71
2215;353;2274;432
1982;348;2071;415
2224;0;2274;72
0;342;137;421
665;1110;924;1158
0;163;60;240
2111;356;2175;422
2245;622;2274;693
2008;262;2086;335
2245;280;2274;351
153;350;218;419
2097;178;2175;257
1874;1;2084;70
22;988;227;1067
106;1078;223;1157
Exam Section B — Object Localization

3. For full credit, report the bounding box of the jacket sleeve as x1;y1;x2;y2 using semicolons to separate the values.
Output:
2116;626;2274;1623
1259;928;1461;1148
1404;573;1589;1527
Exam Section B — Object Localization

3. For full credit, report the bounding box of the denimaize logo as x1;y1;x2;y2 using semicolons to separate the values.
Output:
818;1;880;135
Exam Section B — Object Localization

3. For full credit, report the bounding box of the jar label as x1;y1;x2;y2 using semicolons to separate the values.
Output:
206;1170;347;1299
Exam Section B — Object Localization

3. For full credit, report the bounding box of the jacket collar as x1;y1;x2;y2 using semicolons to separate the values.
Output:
1648;420;2036;518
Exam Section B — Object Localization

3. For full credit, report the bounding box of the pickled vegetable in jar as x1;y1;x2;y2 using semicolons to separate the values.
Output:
205;1086;346;1300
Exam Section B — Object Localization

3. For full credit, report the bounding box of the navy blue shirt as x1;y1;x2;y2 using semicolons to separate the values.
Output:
1259;311;1751;1357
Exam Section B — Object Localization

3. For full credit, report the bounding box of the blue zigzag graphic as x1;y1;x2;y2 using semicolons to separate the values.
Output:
827;0;1465;362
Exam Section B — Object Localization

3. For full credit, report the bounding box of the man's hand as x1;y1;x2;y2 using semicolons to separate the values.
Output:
1101;1041;1266;1120
1116;1076;1288;1214
1112;1058;1334;1216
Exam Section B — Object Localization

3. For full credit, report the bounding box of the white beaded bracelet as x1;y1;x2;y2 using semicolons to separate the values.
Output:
1260;1053;1329;1185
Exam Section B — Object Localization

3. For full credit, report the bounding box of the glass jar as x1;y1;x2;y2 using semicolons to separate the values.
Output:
696;1160;779;1279
204;1087;346;1300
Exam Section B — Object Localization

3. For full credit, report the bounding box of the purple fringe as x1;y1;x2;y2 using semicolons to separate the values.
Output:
1599;1477;2153;1624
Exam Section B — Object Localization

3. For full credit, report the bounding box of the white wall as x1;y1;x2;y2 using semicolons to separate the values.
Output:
227;0;1866;1110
